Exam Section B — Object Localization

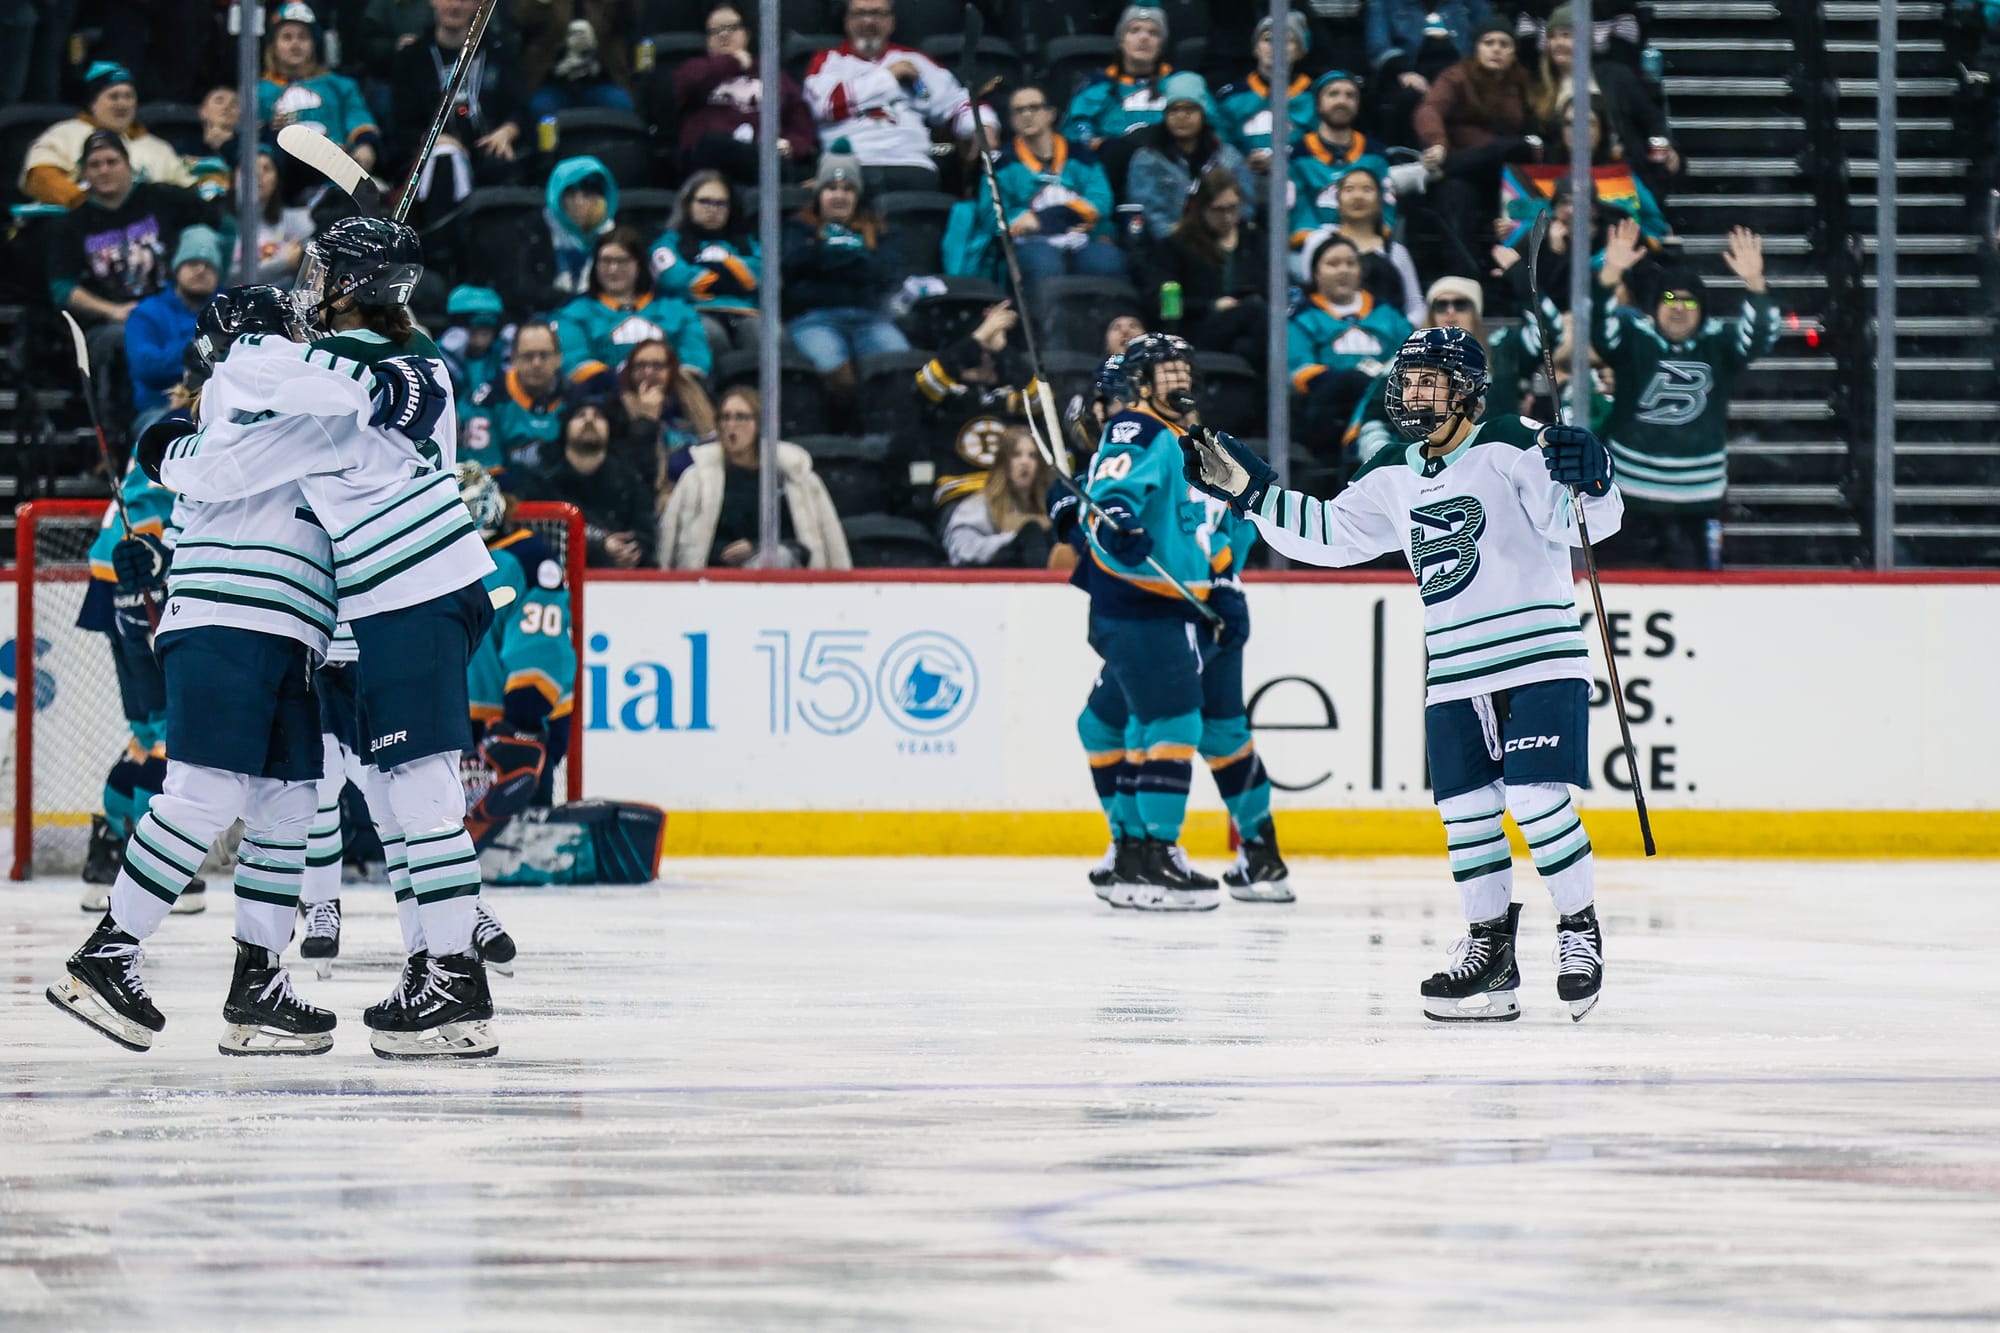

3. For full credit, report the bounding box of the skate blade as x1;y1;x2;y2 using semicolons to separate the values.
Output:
1128;890;1220;913
312;957;334;981
78;890;111;913
1227;882;1296;904
484;959;515;978
1422;991;1521;1022
1106;884;1138;908
45;978;156;1052
219;1023;335;1057
1567;993;1601;1023
370;1021;499;1060
169;894;207;916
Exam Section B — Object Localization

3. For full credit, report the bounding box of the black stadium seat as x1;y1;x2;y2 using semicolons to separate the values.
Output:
794;433;895;515
841;512;947;567
0;104;71;206
550;108;653;189
1032;275;1141;354
855;351;934;437
715;347;829;438
876;189;957;273
1194;352;1261;436
616;187;679;245
897;274;1006;349
1039;35;1116;103
427;187;559;314
920;35;1027;93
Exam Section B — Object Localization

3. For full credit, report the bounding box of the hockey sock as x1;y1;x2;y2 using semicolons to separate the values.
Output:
1438;782;1513;923
1506;781;1594;915
1078;703;1137;838
1133;710;1201;843
301;737;346;907
380;837;428;954
107;763;247;939
1202;716;1272;835
232;833;307;953
407;828;481;955
1114;718;1144;839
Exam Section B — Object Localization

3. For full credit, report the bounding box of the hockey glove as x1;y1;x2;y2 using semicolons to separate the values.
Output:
1208;580;1250;649
1092;498;1153;565
369;355;449;440
1541;424;1614;497
1182;425;1276;516
1045;478;1084;545
112;533;169;596
135;417;197;484
471;724;549;824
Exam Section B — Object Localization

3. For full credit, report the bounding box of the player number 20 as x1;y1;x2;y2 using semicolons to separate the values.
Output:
520;603;564;636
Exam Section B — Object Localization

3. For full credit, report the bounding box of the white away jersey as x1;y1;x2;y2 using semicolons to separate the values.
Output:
803;42;988;170
1249;414;1624;704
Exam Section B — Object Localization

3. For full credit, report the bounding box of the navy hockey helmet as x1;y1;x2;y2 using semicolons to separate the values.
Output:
1093;353;1133;407
1120;332;1199;413
194;283;306;370
1384;326;1490;443
455;461;507;540
294;215;424;329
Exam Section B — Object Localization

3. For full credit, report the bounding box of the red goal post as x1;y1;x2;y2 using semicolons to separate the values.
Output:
8;498;586;880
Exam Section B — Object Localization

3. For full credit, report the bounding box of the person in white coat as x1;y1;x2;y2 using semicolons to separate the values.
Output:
658;385;852;569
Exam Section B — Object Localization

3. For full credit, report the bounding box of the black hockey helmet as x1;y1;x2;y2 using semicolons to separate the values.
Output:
1384;326;1490;443
294;215;423;329
1120;332;1199;415
194;283;307;370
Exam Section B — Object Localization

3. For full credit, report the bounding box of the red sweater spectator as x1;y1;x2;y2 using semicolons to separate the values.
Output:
676;3;816;184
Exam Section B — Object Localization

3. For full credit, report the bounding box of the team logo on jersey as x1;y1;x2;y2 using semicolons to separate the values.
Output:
1409;495;1486;605
1636;360;1714;427
1110;421;1141;444
956;415;1006;468
876;631;978;736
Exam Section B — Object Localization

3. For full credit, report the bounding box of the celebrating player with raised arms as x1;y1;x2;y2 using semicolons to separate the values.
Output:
1182;327;1623;1020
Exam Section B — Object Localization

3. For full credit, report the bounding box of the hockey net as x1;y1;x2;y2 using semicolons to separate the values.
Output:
6;499;587;879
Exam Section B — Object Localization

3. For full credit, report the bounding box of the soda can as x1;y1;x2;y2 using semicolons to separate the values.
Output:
538;115;559;153
1641;47;1664;82
1648;136;1670;165
636;38;655;72
1159;281;1182;321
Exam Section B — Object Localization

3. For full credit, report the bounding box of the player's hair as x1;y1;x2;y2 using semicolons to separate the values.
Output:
980;426;1053;535
351;299;414;345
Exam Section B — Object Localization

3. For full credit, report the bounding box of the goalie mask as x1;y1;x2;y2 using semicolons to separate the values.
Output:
1384;326;1490;443
294;215;423;330
194;284;307;370
455;461;507;540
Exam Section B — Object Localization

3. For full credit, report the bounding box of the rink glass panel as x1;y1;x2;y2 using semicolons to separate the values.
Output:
7;500;587;880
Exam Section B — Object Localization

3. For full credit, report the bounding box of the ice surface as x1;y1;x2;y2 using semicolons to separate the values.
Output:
4;857;1999;1331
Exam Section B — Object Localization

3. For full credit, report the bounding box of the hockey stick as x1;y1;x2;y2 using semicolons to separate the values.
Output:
58;311;159;629
958;5;1219;630
1523;209;1656;856
277;123;387;217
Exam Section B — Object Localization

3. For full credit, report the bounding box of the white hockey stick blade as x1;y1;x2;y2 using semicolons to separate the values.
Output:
489;585;518;610
58;310;89;378
277;125;385;216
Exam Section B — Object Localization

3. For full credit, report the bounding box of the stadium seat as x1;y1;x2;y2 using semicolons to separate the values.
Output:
794;433;895;515
550;108;653;189
883;0;977;45
841;512;947;567
1039;349;1104;426
1194;352;1261;435
637;0;707;36
855;351;935;436
0;104;71;206
876;189;957;273
637;31;709;77
742;183;813;221
427;187;560;315
1039;35;1116;103
780;0;835;33
617;187;679;244
783;32;841;80
714;346;828;437
135;102;203;155
920;35;1027;93
1032;275;1141;354
897;274;1006;349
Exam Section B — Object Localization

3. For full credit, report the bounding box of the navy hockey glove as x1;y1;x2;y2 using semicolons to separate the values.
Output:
472;724;548;823
1182;424;1276;516
134;417;196;484
1045;478;1083;544
1541;424;1614;497
1093;498;1154;565
369;355;449;440
112;533;168;595
1208;580;1250;649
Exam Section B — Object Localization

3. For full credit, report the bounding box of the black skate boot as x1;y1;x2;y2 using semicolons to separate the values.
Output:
81;816;124;889
219;940;337;1056
1092;835;1141;904
1126;837;1220;913
1421;903;1523;1023
367;952;498;1060
1102;835;1147;907
171;877;208;916
299;899;342;980
46;914;164;1051
1554;904;1604;1022
362;951;429;1029
473;901;516;976
1223;818;1293;903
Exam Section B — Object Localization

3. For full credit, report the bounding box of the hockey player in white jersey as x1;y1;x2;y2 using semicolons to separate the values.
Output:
153;217;503;1057
46;285;365;1055
1181;327;1621;1022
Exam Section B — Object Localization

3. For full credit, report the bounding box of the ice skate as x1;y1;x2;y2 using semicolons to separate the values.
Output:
169;877;208;915
1421;903;1522;1023
1088;840;1119;899
1554;904;1604;1022
366;952;498;1059
473;901;516;976
45;915;164;1051
1091;837;1140;905
363;951;429;1029
219;940;336;1056
299;899;341;980
1125;838;1219;912
80;815;124;893
1223;818;1293;903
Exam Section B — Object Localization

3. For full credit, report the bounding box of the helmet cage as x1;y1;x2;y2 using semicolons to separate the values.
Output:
1385;343;1488;443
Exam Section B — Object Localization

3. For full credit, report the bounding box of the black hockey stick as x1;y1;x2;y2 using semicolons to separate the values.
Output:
58;311;158;630
958;4;1220;629
1524;209;1656;856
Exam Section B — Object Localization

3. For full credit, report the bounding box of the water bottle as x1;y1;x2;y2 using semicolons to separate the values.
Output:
1641;47;1664;82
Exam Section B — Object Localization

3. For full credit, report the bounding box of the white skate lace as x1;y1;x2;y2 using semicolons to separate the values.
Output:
257;966;306;1009
473;904;505;946
1554;928;1602;976
1095;842;1118;872
303;900;340;939
411;956;459;1007
1167;845;1197;875
1440;934;1493;981
91;941;151;999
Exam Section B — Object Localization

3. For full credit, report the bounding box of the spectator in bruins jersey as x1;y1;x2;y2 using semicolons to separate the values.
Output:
908;300;1034;515
19;63;194;208
258;3;382;177
944;427;1057;568
1288;230;1415;457
554;227;713;385
1592;218;1776;569
462;321;569;480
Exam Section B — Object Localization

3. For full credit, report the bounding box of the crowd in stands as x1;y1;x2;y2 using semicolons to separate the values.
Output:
4;0;1783;570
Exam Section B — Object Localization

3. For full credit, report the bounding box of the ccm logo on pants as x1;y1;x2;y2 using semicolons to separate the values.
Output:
1503;736;1561;753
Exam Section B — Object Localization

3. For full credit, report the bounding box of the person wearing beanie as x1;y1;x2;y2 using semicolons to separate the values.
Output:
1591;218;1777;568
20;62;195;208
1285;72;1380;240
780;141;911;406
802;0;996;179
1414;16;1535;278
1126;72;1257;243
1060;1;1174;190
122;226;225;414
439;286;512;396
989;83;1127;297
1218;13;1315;173
258;2;383;176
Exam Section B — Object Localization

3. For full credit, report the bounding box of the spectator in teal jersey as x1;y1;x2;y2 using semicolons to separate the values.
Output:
554;227;712;387
257;2;381;178
438;285;509;396
650;169;762;357
1288;230;1414;457
1061;5;1173;149
988;84;1125;297
1217;13;1315;179
1287;71;1380;241
462;321;569;482
1126;73;1255;243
